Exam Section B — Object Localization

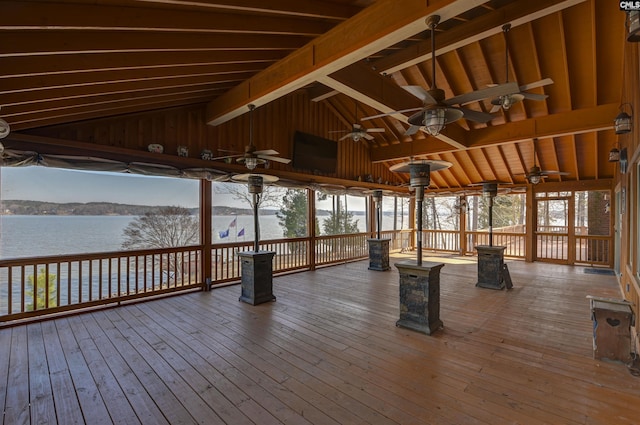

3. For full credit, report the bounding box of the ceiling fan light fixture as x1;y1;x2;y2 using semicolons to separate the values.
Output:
0;118;10;139
527;174;542;185
245;156;258;170
424;108;446;136
501;95;513;110
352;134;361;142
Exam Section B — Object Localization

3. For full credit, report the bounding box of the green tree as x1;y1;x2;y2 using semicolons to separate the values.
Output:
121;206;199;250
26;268;57;311
276;189;318;255
276;189;314;237
322;195;359;235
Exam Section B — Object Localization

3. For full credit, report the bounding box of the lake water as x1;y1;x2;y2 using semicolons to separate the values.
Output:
0;214;372;259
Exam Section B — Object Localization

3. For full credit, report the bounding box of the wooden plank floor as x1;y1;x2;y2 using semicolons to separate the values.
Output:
2;253;640;424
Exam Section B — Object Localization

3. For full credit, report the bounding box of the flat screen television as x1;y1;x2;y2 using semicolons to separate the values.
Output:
292;131;338;174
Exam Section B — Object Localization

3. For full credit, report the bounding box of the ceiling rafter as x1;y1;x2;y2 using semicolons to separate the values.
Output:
449;151;474;186
3;73;250;108
5;31;308;56
371;0;587;75
3;63;264;94
3;1;335;36
125;0;361;20
514;141;529;181
496;145;514;184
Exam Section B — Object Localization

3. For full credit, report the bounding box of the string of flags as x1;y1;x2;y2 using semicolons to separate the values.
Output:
219;217;244;239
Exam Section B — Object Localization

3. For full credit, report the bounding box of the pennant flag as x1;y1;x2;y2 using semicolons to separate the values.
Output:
219;228;229;238
238;228;245;237
229;218;237;228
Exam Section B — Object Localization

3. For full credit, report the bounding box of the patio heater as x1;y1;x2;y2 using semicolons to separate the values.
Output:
390;159;451;335
231;173;278;305
482;182;498;247
390;160;451;265
473;181;508;290
365;189;390;271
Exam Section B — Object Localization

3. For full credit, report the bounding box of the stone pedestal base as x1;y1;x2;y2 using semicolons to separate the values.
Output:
238;251;276;305
475;245;506;290
395;261;444;335
367;238;390;271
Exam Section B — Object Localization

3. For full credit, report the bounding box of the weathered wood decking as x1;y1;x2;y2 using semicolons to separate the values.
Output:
2;253;639;424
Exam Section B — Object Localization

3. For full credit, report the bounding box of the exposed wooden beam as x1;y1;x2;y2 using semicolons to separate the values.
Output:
370;103;618;162
206;0;496;126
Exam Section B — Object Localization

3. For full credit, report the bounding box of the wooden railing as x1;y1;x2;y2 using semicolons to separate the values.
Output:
0;246;202;323
0;231;381;323
315;233;368;266
576;235;611;266
210;237;312;284
536;232;569;261
422;229;460;253
465;231;526;258
0;227;612;324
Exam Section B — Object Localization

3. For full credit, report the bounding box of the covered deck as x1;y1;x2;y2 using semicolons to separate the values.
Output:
2;254;639;425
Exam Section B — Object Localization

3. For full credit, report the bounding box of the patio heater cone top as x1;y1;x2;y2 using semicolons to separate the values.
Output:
389;159;452;174
231;173;279;183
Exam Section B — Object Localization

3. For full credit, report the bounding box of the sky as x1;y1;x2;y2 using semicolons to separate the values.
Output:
0;165;375;210
0;166;201;207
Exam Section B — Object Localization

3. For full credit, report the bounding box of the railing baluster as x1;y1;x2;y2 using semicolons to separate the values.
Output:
7;267;12;315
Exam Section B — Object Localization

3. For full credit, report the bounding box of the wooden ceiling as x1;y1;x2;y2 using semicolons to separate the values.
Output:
1;0;626;190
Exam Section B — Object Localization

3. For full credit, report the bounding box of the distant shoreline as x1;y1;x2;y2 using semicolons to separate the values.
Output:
0;200;354;216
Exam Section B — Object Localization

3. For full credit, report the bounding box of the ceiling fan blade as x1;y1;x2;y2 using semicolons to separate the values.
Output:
328;129;348;134
489;104;502;114
541;170;570;176
405;125;421;136
457;108;494;124
363;133;375;140
366;128;385;133
254;149;279;156
259;155;291;164
338;134;352;141
360;107;423;121
519;78;554;91
445;82;519;106
402;85;437;104
521;92;548;101
210;153;243;161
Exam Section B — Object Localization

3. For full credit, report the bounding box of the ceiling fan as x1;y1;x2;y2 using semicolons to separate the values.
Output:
517;139;568;184
212;104;291;170
330;101;384;142
489;23;554;113
361;15;519;137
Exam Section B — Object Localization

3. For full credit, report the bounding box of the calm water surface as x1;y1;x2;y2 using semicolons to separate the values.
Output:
0;214;370;259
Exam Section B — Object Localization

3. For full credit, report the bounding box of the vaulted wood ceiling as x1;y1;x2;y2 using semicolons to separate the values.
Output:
0;0;626;191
